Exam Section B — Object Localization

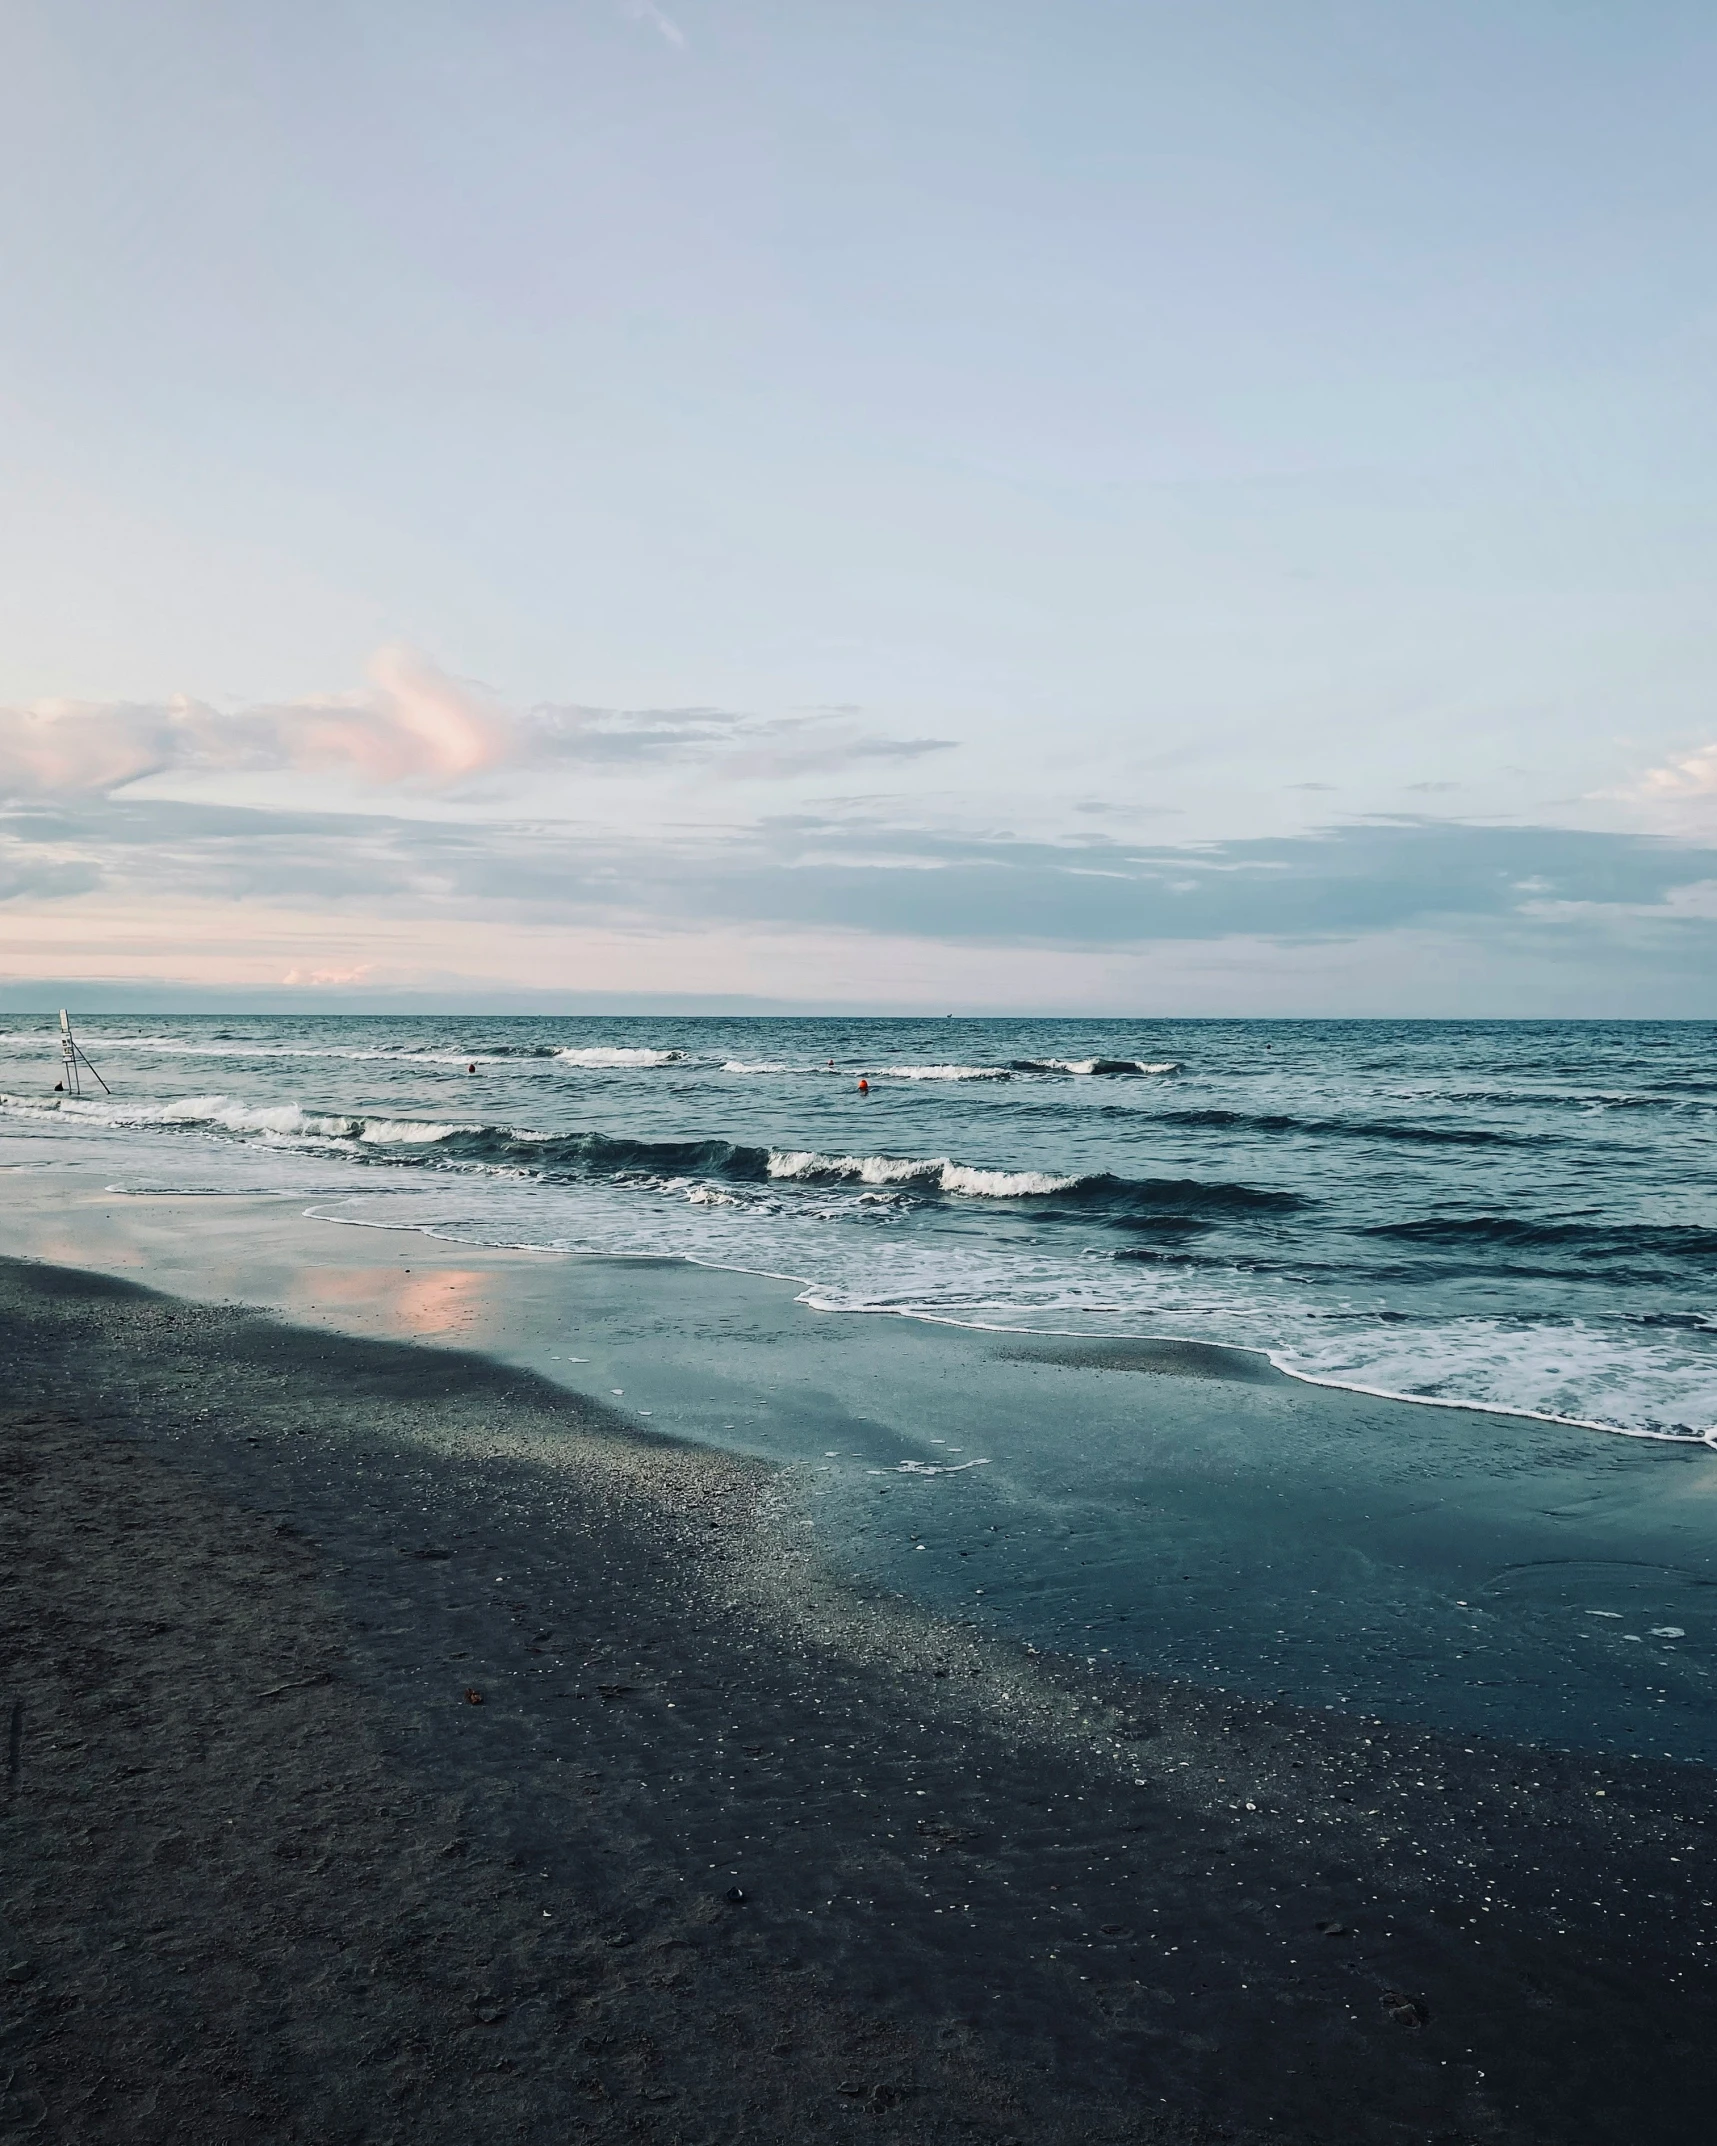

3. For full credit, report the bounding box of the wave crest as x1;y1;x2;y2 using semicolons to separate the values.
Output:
766;1151;1078;1197
876;1064;1013;1082
554;1045;687;1068
1011;1057;1179;1076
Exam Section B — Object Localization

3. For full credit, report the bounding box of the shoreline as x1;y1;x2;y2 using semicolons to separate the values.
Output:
7;1026;1715;1458
3;1258;1717;2139
2;1175;1715;1765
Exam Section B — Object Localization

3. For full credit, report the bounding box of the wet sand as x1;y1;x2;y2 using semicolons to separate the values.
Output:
5;1178;1715;1768
3;1255;1715;2144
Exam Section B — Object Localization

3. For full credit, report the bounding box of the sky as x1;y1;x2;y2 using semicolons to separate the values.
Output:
3;0;1717;1013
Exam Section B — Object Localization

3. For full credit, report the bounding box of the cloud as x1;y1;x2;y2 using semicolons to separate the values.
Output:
1634;740;1717;801
0;648;955;799
651;814;1717;949
11;797;1717;963
281;963;375;986
242;645;509;783
0;697;191;797
0;647;508;797
1516;878;1717;924
623;0;686;48
527;703;955;778
717;719;955;781
0;846;102;903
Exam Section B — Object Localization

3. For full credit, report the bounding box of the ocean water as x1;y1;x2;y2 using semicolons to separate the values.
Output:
4;1014;1715;1447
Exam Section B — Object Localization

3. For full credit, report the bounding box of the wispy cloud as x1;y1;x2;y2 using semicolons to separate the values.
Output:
12;797;1717;958
281;962;375;987
622;0;686;50
529;703;955;778
1633;740;1717;802
0;648;955;799
11;799;1717;1011
0;647;507;797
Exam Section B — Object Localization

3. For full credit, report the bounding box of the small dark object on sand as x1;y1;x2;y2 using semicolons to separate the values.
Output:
464;1688;485;1705
1381;1991;1429;2029
1317;1919;1354;1937
725;1886;747;1905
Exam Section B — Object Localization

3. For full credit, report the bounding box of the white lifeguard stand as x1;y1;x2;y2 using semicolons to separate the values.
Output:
57;1010;110;1098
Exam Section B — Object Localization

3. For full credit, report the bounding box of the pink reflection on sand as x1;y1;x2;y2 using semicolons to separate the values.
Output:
295;1266;497;1341
27;1228;147;1271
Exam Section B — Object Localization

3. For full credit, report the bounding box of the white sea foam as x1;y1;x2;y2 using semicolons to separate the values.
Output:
890;1457;992;1475
355;1117;461;1144
1028;1058;1180;1076
1268;1316;1717;1446
766;1150;1079;1197
160;1097;352;1138
939;1163;1082;1196
555;1046;686;1067
9;1015;1716;1450
876;1064;1012;1082
767;1150;936;1187
0;1092;344;1137
0;1091;460;1146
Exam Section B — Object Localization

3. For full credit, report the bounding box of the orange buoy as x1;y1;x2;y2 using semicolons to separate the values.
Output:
857;1077;869;1093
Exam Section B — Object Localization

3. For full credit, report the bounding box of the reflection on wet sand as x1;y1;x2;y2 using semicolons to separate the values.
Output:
20;1225;148;1272
290;1265;499;1341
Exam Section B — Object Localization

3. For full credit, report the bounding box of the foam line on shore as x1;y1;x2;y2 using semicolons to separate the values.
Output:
298;1202;1717;1449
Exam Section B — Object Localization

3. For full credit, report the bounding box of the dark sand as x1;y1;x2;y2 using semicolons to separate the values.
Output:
2;1258;1714;2145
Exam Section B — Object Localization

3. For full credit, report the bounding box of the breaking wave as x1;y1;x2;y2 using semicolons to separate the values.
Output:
873;1064;1013;1082
759;1150;1302;1213
765;1151;1076;1197
1;1090;1307;1226
554;1046;688;1068
7;1012;1715;1448
0;1092;464;1145
1012;1057;1180;1076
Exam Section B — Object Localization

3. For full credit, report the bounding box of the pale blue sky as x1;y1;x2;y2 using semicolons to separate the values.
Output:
3;0;1717;1008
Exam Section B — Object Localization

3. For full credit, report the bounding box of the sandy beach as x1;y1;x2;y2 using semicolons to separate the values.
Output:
4;1248;1715;2144
10;0;1717;2127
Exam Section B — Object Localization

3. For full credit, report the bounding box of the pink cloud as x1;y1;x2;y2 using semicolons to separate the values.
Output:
249;645;509;784
281;963;376;985
0;697;191;795
0;647;510;797
0;646;955;799
1635;740;1717;801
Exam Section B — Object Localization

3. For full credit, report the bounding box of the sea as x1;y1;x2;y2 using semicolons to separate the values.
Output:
3;1013;1714;1446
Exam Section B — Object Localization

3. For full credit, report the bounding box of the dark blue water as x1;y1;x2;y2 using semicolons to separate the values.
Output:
4;1015;1715;1442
